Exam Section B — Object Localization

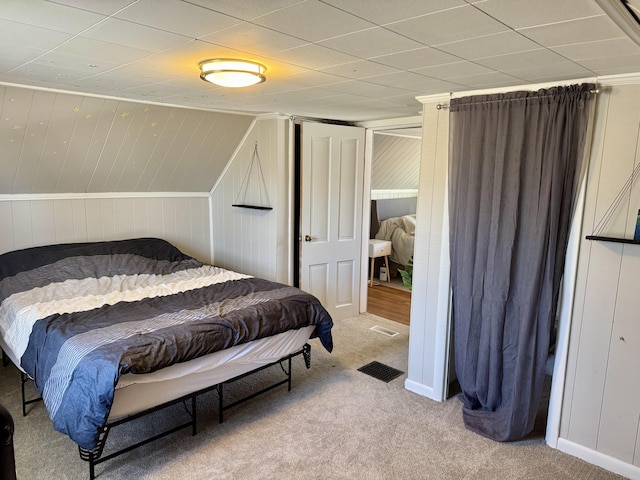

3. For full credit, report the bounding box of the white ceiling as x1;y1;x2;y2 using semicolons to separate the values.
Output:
1;0;640;122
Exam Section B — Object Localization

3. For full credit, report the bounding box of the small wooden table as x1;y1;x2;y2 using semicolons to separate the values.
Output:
368;239;392;286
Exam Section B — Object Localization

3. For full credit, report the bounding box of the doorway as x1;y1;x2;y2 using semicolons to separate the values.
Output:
365;127;421;326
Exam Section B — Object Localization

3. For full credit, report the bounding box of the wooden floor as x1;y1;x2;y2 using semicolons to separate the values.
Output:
367;283;411;325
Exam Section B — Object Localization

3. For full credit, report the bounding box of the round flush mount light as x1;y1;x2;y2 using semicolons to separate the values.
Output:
198;58;266;88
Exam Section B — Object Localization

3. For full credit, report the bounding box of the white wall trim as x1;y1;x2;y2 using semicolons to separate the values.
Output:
0;81;258;116
358;115;423;130
404;378;435;399
557;438;640;480
0;192;209;201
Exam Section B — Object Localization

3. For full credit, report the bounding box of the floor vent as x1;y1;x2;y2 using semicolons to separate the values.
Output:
369;325;399;337
358;361;404;383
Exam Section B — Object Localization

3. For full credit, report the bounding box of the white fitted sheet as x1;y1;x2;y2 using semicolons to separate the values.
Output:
108;325;315;420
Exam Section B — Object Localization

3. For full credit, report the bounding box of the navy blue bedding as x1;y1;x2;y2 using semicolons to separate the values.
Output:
0;238;333;450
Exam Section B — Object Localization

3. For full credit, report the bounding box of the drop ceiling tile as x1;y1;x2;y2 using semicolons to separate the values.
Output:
552;38;640;62
55;36;154;64
0;0;106;34
577;55;640;76
0;41;47;63
452;71;526;89
505;62;594;83
319;60;399;79
200;23;307;55
81;18;191;52
0;63;89;84
32;51;121;75
411;61;494;79
0;19;73;50
47;0;136;16
270;43;360;69
319;27;424;58
519;16;626;47
472;0;605;29
320;0;466;25
188;0;303;21
320;80;410;97
278;70;348;87
436;31;540;59
251;0;374;42
371;47;461;70
113;0;241;37
385;5;509;45
475;49;568;73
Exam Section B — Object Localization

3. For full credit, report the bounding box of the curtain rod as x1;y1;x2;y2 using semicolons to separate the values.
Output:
435;88;599;110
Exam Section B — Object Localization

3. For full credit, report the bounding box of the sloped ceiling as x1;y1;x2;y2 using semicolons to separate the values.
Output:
1;0;640;122
0;85;254;194
372;133;421;190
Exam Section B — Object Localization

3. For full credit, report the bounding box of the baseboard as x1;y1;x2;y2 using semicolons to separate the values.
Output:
557;438;640;479
404;378;436;400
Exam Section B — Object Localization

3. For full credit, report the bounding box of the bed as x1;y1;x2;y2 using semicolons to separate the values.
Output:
0;237;333;478
370;197;417;273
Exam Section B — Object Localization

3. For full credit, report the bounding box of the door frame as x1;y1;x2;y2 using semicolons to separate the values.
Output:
358;116;423;313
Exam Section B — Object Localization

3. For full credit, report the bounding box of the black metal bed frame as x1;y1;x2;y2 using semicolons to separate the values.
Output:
3;343;312;480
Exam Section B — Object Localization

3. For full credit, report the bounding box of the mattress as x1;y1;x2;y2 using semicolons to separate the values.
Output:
109;325;314;419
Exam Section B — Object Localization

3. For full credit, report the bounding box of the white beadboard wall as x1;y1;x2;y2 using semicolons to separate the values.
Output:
210;117;290;283
558;83;640;479
0;194;211;262
0;84;254;194
371;132;420;191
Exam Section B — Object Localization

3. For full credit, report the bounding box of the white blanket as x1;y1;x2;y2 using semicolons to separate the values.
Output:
375;215;416;267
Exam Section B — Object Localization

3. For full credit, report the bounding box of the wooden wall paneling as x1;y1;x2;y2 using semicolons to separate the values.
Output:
11;201;32;247
597;246;640;462
0;202;14;253
559;90;611;440
1;87;33;193
132;198;150;238
563;85;640;463
161;197;178;243
53;199;81;243
84;198;103;241
144;108;190;192
13;90;55;193
73;99;119;192
113;106;160;192
153;110;206;191
112;198;135;239
55;96;106;193
171;113;214;192
182;114;231;192
146;197;164;239
31;93;81;193
104;104;149;192
87;102;134;192
30;200;56;246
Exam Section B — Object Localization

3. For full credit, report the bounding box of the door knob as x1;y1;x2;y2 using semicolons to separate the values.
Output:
304;235;312;242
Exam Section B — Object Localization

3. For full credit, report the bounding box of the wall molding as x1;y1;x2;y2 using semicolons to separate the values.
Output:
0;192;209;201
557;438;640;480
404;379;436;400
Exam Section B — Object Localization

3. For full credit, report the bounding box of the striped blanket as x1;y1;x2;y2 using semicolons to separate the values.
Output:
0;238;333;450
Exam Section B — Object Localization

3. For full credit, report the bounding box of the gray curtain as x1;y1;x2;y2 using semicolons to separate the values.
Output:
448;84;594;441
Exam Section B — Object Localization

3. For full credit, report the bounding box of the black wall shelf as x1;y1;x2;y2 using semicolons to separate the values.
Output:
232;204;273;211
586;235;640;245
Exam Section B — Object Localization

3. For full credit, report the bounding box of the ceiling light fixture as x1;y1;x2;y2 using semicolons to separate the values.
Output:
198;58;266;88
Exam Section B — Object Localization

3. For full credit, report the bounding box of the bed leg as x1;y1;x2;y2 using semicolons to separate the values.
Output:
79;426;109;480
303;343;311;369
20;373;42;417
217;384;224;424
191;395;197;436
1;349;8;368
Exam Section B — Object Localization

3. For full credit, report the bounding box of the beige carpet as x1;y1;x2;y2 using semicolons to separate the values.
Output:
0;314;626;480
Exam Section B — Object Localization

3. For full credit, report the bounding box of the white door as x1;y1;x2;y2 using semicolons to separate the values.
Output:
300;122;365;320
